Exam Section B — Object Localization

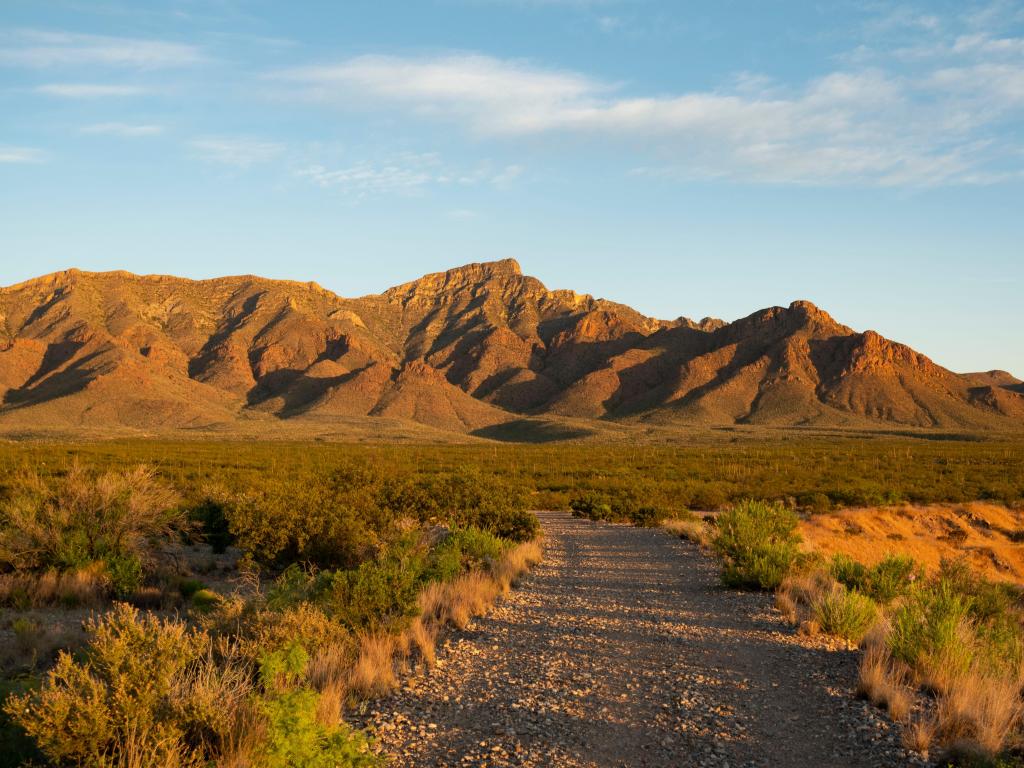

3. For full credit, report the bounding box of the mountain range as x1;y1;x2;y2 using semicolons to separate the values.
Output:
1;259;1021;440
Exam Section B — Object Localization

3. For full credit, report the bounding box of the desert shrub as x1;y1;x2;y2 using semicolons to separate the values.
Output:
0;465;184;580
831;553;920;605
569;492;614;521
191;497;234;554
0;676;44;765
384;470;537;541
105;553;144;598
422;527;506;583
868;555;921;604
322;554;425;633
256;643;380;768
889;580;975;679
221;476;385;571
568;491;667;527
4;603;209;766
714;500;803;590
813;585;879;644
799;492;833;514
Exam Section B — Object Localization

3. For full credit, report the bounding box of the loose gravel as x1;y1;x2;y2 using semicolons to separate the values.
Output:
364;511;927;767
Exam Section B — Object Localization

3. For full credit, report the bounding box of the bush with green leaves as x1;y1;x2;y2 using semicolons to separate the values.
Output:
813;585;879;644
713;500;803;590
830;553;920;605
256;643;380;768
0;465;184;594
4;603;210;766
569;491;667;527
383;470;537;541
887;560;1024;683
423;527;507;583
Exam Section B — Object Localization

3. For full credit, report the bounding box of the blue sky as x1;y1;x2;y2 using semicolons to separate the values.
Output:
1;1;1022;375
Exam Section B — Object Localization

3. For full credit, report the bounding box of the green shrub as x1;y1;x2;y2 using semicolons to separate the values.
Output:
104;553;144;598
569;492;614;521
830;554;870;592
799;492;833;514
0;676;44;766
321;547;426;633
4;603;209;766
831;553;920;605
568;492;666;527
867;555;920;604
385;471;537;541
256;643;380;768
888;579;975;674
713;500;802;590
813;585;878;644
424;527;506;583
178;577;206;600
0;464;184;575
193;497;234;554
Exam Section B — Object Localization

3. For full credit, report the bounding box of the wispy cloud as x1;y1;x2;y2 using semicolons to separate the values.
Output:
295;153;524;197
0;146;47;163
0;30;205;69
81;122;164;136
273;35;1024;187
36;83;148;97
189;137;285;167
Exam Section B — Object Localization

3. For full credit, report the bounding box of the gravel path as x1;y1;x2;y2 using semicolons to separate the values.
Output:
365;512;925;767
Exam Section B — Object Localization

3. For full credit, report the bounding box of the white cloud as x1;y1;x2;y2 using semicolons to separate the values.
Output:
295;153;524;197
0;146;47;163
81;122;163;136
189;137;284;167
273;47;1024;186
36;83;148;97
0;30;205;68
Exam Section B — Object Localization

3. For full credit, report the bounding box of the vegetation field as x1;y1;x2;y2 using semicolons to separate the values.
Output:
1;437;1023;516
1;436;1023;767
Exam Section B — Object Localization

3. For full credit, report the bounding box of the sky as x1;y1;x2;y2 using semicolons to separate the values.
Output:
1;1;1022;375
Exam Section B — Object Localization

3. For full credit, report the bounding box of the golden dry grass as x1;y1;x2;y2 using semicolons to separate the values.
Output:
903;717;934;758
800;502;1024;581
856;645;913;723
347;632;399;698
933;671;1024;755
0;564;107;607
662;517;712;547
349;539;543;701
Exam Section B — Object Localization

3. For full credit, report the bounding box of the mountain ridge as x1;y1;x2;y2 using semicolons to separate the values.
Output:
0;261;1020;439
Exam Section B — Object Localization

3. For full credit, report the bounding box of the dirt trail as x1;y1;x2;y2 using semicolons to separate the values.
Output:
366;512;924;767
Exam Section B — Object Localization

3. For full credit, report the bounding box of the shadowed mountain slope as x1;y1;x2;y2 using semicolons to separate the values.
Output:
0;261;1020;437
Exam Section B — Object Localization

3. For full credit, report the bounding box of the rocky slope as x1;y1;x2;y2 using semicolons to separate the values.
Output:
0;260;1020;436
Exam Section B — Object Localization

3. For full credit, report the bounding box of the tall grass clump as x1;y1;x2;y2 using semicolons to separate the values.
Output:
843;558;1024;762
713;500;802;589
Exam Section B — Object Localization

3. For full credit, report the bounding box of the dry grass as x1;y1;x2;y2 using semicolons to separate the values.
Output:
903;716;935;758
774;590;799;624
933;671;1024;755
348;538;543;701
0;564;107;608
856;646;913;723
800;501;1024;581
663;517;712;547
307;643;352;727
347;631;399;698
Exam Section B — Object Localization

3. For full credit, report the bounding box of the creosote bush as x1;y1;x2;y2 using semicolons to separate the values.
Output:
569;491;666;527
813;584;878;645
713;500;803;590
0;465;184;605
